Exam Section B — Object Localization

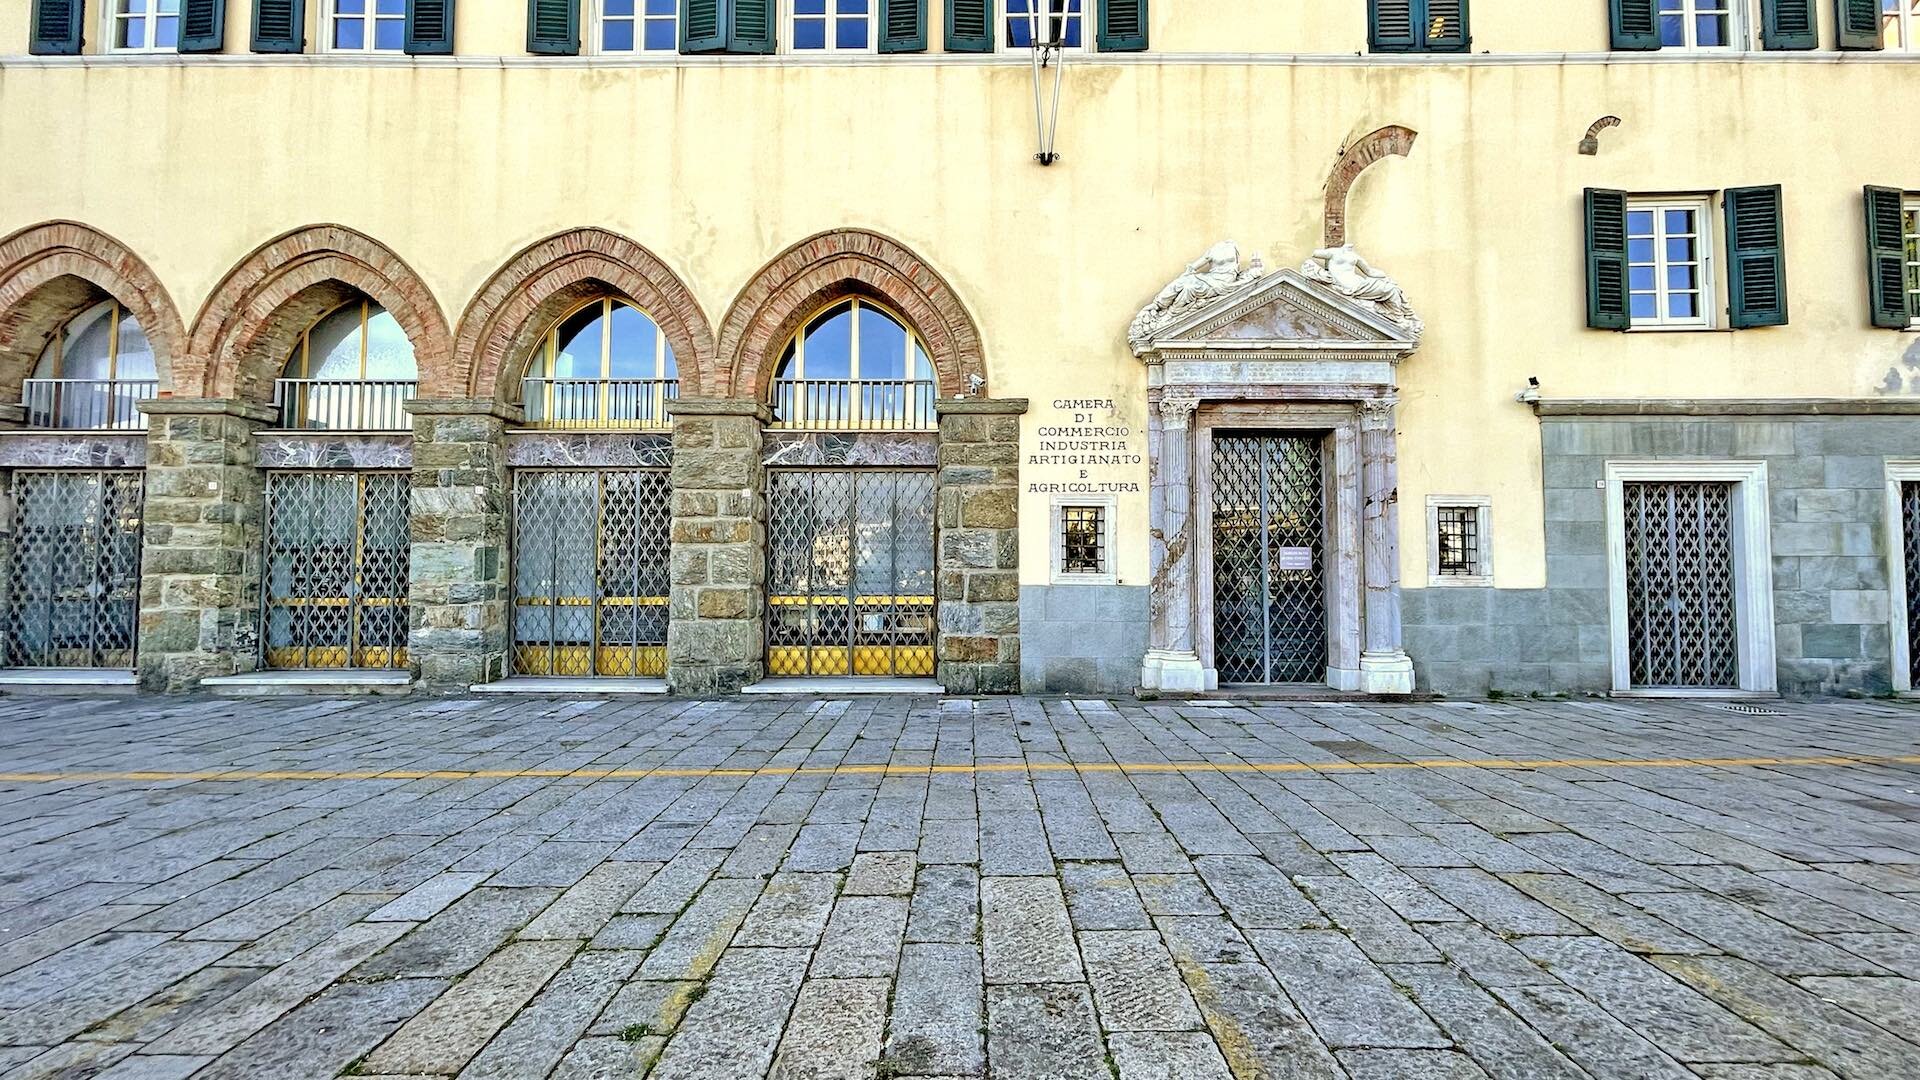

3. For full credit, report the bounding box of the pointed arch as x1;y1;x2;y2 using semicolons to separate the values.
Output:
0;221;187;401
186;225;452;404
719;230;986;400
456;229;717;404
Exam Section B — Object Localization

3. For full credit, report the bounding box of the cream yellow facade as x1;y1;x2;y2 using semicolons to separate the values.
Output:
3;0;1918;696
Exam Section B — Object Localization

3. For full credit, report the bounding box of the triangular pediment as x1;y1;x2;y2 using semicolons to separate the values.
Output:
1143;268;1415;356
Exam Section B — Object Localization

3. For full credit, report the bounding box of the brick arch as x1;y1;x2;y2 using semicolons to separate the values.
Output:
456;229;717;404
0;221;187;403
187;225;452;404
1324;125;1419;247
718;229;985;400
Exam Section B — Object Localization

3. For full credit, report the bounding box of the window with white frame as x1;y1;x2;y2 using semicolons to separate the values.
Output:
1658;0;1739;49
111;0;179;50
1886;0;1920;50
789;0;874;51
1628;198;1714;329
1005;0;1085;50
1051;496;1115;584
1426;496;1491;586
327;0;406;51
1905;196;1920;326
599;0;678;52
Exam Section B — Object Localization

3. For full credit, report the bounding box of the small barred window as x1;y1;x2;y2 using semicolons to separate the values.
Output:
1436;505;1481;577
1061;505;1105;575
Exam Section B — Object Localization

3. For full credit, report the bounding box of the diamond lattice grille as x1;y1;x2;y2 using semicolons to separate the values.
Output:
1623;481;1738;689
263;471;410;670
767;469;935;677
1904;482;1920;672
4;471;143;669
1211;433;1328;685
511;469;671;677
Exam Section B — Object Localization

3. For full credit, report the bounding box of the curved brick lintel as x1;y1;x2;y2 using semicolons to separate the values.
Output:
1324;125;1419;247
0;221;189;404
456;228;718;405
718;229;987;401
187;224;453;404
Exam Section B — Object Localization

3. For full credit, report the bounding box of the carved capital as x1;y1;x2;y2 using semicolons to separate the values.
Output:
1358;396;1398;430
1158;393;1201;430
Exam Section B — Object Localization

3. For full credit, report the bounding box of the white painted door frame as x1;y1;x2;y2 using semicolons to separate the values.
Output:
1883;460;1920;694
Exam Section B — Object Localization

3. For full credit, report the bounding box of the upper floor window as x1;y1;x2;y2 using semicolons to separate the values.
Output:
1906;197;1920;326
1888;0;1920;49
790;0;872;50
1659;0;1736;48
1368;0;1469;53
111;0;179;50
522;296;679;429
278;297;417;429
1627;198;1713;328
28;299;160;429
1004;0;1083;49
1586;185;1787;332
600;0;677;51
327;0;406;52
771;298;936;430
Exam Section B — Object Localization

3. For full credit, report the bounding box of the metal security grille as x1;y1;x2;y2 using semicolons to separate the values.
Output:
511;470;671;677
1435;505;1480;577
768;470;935;677
1211;433;1328;684
4;471;143;668
1623;481;1738;689
263;472;410;670
1904;482;1920;672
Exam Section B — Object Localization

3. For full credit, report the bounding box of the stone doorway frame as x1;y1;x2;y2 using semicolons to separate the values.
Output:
1193;402;1363;690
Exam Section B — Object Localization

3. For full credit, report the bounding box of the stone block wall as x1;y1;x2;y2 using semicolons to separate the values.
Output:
1407;413;1920;697
667;399;768;696
1019;584;1148;694
936;399;1026;694
135;400;270;692
407;400;514;690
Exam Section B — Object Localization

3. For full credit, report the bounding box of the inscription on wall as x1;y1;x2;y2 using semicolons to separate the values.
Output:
1026;398;1143;494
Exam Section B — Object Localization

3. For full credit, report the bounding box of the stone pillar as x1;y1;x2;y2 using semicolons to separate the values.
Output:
935;398;1027;694
1359;396;1415;695
1142;392;1208;692
667;398;768;696
135;398;273;692
407;399;516;691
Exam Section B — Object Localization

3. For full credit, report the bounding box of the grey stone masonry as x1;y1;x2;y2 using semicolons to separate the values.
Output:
1020;584;1148;694
936;398;1027;694
667;398;768;696
133;398;273;692
406;399;516;690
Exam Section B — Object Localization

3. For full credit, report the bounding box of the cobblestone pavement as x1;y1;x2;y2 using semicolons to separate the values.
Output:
0;694;1917;1079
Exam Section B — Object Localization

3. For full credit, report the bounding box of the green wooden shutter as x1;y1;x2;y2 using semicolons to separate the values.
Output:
29;0;83;54
879;0;925;51
1586;188;1632;330
527;0;578;53
179;0;225;50
1759;0;1816;48
1609;0;1660;49
251;0;305;52
1369;0;1417;51
1724;185;1788;329
1865;186;1912;329
945;0;991;51
405;0;454;52
1424;0;1470;51
682;0;724;51
1836;0;1883;49
728;0;774;51
1098;0;1147;51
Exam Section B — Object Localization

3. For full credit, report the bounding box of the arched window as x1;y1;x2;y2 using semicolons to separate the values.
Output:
770;298;935;430
278;298;418;431
523;296;679;428
29;299;160;430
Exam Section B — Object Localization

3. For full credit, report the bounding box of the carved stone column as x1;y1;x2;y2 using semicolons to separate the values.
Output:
1358;396;1415;695
1141;392;1208;693
407;398;516;691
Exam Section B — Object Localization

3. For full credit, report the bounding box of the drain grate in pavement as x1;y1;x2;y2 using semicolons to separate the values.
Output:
1711;703;1784;716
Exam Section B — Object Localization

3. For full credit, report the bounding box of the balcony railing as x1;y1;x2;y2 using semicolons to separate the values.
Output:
22;378;157;431
520;378;678;429
273;379;417;431
770;379;937;431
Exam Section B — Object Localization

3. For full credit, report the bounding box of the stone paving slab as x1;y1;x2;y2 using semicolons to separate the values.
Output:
0;694;1915;1078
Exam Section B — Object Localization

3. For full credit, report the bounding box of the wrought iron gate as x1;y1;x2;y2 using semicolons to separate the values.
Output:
4;471;143;668
767;470;935;677
1210;433;1328;684
263;471;410;669
1904;482;1919;674
1622;481;1738;688
511;470;671;677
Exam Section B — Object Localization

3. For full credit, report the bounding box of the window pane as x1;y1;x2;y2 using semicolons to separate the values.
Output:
57;305;116;381
645;0;674;13
856;306;908;380
1665;209;1695;235
660;342;679;380
1628;238;1655;263
334;17;364;48
800;305;854;381
606;0;634;14
839;0;868;11
642;18;676;48
1629;266;1656;292
796;0;825;12
606;303;661;379
603;20;635;49
154;14;178;46
553;304;606;380
363;306;416;380
1630;293;1658;319
1666;265;1697;292
1659;14;1685;45
122;19;146;47
1665;236;1696;264
118;0;147;13
1695;13;1726;45
336;0;363;13
1627;210;1656;236
836;16;868;48
794;18;826;47
1669;293;1697;319
375;0;403;13
114;313;158;380
156;0;177;12
374;17;403;49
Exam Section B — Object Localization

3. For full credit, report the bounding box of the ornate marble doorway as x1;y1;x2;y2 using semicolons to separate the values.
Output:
1131;243;1423;695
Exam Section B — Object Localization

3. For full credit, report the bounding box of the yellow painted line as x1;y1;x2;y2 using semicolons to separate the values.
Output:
0;754;1914;785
